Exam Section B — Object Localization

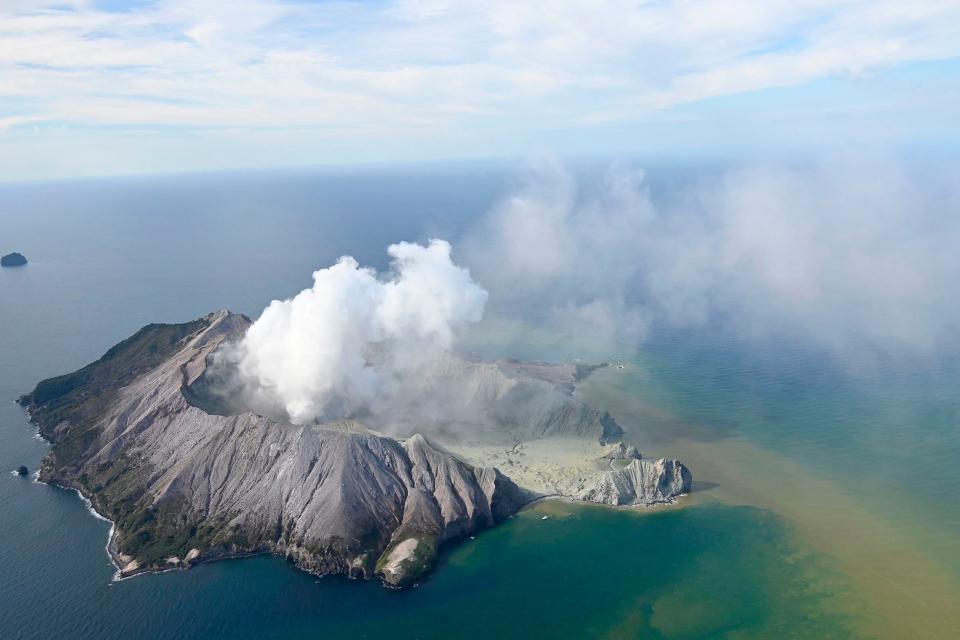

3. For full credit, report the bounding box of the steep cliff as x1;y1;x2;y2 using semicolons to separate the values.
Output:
575;458;692;506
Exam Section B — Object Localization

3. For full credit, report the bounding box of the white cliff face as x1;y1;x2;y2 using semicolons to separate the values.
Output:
23;309;690;588
442;438;691;507
574;459;691;506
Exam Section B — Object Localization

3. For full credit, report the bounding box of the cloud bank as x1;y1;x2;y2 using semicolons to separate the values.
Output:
229;239;486;424
465;158;960;357
3;1;960;178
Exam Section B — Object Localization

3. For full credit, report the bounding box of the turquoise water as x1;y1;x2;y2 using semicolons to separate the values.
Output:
1;167;956;639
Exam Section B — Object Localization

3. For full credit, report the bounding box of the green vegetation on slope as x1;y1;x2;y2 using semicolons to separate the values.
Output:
20;318;212;564
20;318;209;440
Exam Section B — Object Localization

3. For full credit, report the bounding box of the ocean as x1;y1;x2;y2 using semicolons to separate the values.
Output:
1;165;957;639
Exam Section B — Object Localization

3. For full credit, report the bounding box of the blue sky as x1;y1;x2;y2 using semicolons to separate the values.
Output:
2;0;960;181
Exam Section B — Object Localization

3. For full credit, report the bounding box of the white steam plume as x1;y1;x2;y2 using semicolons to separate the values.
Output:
233;239;487;424
218;157;958;427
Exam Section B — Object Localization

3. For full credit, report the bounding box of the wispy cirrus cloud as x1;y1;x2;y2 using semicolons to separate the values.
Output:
2;0;959;179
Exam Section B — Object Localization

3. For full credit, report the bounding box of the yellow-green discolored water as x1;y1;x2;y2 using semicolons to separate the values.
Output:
576;350;960;640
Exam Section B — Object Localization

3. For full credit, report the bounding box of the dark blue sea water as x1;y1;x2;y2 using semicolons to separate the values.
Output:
1;166;957;639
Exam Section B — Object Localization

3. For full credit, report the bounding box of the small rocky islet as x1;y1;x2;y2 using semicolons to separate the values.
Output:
1;252;28;267
18;311;691;588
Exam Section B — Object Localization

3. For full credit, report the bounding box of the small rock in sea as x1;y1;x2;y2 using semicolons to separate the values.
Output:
16;465;28;476
1;252;28;267
541;515;549;520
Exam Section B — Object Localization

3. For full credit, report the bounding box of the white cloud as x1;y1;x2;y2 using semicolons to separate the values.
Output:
1;1;959;177
463;157;960;357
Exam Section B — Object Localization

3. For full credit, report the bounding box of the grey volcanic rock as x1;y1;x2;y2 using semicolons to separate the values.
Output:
20;308;690;587
577;458;691;506
496;359;607;395
376;434;528;586
16;465;28;476
21;311;524;587
1;252;27;267
379;352;623;444
604;442;642;461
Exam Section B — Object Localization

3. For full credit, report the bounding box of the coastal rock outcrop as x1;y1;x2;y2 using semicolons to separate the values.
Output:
576;458;691;506
1;252;27;267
